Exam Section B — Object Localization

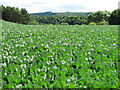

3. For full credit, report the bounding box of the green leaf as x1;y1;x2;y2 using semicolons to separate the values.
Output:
14;76;22;84
41;82;47;88
61;81;66;88
5;84;14;88
27;80;33;88
68;82;74;88
53;82;61;88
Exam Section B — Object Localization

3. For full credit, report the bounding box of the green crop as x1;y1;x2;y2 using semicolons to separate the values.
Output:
1;20;119;88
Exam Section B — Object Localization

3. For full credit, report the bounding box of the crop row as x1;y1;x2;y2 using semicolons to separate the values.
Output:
1;20;119;88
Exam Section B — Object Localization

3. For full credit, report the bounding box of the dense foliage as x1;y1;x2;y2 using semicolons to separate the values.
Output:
1;20;119;88
30;9;120;25
87;11;110;23
108;9;120;25
1;5;30;24
30;15;87;25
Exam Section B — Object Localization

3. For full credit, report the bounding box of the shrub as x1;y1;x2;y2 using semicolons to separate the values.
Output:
29;20;39;25
97;21;109;25
60;22;69;25
88;22;97;25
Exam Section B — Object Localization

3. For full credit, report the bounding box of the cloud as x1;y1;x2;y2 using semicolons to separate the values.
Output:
59;4;86;11
1;0;119;13
117;1;120;8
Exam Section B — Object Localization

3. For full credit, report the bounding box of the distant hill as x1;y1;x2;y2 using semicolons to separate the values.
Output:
30;11;92;16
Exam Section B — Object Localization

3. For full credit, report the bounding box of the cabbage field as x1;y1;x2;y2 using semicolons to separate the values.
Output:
1;20;119;88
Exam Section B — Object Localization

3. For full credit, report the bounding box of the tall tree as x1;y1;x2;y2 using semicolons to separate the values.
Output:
108;9;120;25
87;11;110;23
21;8;30;24
2;5;30;24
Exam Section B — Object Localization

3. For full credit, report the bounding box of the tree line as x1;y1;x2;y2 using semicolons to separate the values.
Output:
1;5;30;24
1;5;120;25
30;15;87;25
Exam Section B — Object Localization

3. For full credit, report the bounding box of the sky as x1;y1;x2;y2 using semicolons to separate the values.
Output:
1;0;119;13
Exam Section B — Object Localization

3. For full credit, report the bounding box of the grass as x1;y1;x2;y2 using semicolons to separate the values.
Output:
1;20;119;88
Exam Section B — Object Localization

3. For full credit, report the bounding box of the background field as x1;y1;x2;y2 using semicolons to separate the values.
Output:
1;20;119;88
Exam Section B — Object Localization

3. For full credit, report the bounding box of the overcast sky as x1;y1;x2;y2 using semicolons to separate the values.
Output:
1;0;119;13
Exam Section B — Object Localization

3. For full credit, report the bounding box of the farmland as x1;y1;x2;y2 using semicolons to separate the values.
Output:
1;20;119;88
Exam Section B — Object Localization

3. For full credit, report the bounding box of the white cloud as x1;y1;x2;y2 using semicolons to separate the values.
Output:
1;0;119;13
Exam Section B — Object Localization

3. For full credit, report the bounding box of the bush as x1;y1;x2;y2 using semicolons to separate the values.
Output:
60;22;69;25
88;22;97;25
97;21;109;25
29;20;39;25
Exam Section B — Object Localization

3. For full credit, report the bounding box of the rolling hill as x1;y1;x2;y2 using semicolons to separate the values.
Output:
30;11;92;16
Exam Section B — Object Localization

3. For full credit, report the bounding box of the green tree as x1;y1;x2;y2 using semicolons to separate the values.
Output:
21;8;30;24
87;11;110;24
66;16;87;25
2;5;30;24
10;7;22;23
2;6;12;21
108;9;120;25
2;6;21;23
